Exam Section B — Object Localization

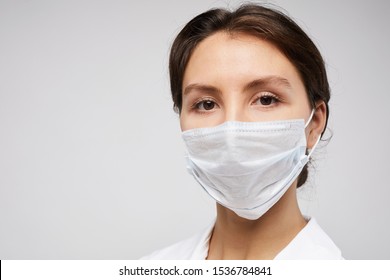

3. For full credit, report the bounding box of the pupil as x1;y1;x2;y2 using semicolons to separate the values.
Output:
260;96;272;105
203;101;214;110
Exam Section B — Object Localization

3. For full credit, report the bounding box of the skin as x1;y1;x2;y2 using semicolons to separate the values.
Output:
180;31;327;259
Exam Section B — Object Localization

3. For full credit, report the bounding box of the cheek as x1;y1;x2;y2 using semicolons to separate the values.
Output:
180;110;199;131
180;110;224;131
179;97;193;131
179;113;188;131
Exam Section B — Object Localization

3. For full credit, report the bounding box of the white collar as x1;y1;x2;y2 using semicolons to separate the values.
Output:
141;216;343;260
192;217;343;260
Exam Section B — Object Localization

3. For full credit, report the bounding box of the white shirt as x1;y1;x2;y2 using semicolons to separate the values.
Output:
141;217;343;260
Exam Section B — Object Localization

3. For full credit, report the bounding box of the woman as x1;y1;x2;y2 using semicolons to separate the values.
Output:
143;3;343;260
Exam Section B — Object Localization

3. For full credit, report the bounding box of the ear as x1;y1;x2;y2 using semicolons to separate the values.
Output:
307;101;327;149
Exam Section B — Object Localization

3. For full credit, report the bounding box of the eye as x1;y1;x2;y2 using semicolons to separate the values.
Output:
253;93;280;106
195;99;216;111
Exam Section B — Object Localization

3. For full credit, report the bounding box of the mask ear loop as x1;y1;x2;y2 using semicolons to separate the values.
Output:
304;109;321;159
307;135;321;159
304;109;315;128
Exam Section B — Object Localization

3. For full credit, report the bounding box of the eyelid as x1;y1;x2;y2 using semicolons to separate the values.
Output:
259;91;278;97
251;91;280;103
191;97;215;106
190;97;219;112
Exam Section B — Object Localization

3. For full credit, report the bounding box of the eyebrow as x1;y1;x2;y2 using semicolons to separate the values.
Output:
243;76;292;92
183;75;292;96
183;84;221;96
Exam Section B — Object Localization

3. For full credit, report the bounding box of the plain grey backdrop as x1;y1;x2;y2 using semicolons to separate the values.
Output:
1;0;389;259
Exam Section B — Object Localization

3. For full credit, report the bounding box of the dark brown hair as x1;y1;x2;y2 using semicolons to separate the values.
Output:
169;4;330;187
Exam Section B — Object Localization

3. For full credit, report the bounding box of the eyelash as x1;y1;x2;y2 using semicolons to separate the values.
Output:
189;92;281;113
190;98;218;113
252;92;281;107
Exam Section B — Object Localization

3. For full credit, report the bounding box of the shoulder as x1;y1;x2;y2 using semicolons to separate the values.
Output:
275;217;344;260
140;222;214;260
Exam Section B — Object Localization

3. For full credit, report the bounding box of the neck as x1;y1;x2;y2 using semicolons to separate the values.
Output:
207;184;307;260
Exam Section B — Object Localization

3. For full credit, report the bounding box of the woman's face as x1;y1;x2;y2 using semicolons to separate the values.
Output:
180;32;316;132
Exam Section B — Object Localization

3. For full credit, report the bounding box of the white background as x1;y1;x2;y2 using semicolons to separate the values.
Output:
0;0;389;259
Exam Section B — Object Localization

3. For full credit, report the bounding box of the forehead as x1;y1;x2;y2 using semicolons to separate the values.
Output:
182;31;304;90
